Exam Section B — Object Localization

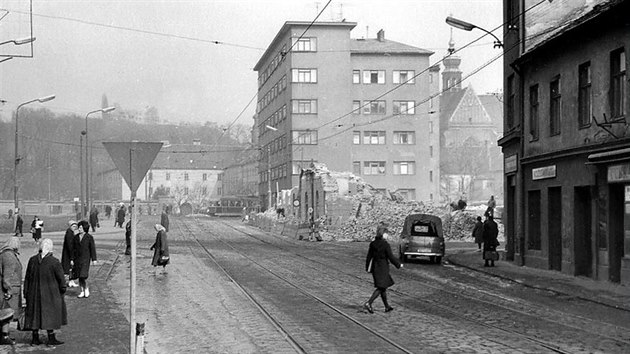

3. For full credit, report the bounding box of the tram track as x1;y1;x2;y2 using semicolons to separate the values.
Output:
207;217;630;354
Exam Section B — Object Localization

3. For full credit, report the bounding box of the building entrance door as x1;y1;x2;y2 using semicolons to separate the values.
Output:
507;177;516;260
574;186;592;277
548;187;562;271
609;184;624;282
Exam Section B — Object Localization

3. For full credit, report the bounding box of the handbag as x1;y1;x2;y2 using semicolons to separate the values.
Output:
484;251;499;261
0;298;14;322
16;308;26;331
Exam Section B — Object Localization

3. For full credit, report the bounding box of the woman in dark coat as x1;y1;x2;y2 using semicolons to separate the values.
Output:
150;224;170;275
61;220;80;288
24;238;67;346
482;214;499;267
75;221;97;298
88;207;99;232
472;216;484;251
116;206;126;228
0;237;23;345
160;208;170;232
363;224;402;314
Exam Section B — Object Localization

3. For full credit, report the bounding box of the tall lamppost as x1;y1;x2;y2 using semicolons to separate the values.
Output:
80;131;86;219
13;95;55;220
445;16;503;48
84;107;115;215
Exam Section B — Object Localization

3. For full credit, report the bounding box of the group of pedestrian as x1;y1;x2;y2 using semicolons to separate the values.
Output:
61;220;98;298
472;208;500;267
0;236;68;346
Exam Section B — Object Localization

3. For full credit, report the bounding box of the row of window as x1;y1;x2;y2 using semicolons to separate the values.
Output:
351;161;434;179
147;172;209;181
352;70;416;85
260;105;288;138
257;75;288;113
258;44;287;89
352;100;417;115
511;47;626;139
264;130;433;150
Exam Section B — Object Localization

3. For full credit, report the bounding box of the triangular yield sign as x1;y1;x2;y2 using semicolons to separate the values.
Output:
103;142;163;193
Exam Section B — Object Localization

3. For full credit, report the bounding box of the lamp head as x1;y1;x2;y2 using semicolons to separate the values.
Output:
446;16;476;31
265;125;278;131
14;37;36;45
37;95;55;103
101;106;116;113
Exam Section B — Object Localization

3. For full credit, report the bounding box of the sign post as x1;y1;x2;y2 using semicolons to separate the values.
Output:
103;142;162;354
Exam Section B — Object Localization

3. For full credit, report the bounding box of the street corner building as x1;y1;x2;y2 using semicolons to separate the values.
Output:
499;0;630;283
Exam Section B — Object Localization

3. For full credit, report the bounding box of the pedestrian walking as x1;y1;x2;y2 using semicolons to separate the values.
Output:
486;195;497;217
160;207;170;232
14;212;23;237
482;214;500;267
362;223;402;314
105;204;112;219
125;220;132;255
61;220;80;288
23;238;67;346
75;221;98;298
116;205;126;228
0;237;23;345
89;206;99;233
30;216;44;242
150;224;170;275
472;216;484;251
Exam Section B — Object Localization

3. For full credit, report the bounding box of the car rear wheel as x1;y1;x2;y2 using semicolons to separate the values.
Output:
435;256;442;264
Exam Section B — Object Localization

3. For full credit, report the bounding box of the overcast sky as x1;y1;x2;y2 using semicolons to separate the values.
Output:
0;0;502;126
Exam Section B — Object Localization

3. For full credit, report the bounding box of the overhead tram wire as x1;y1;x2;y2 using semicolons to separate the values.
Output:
318;0;549;131
310;14;562;148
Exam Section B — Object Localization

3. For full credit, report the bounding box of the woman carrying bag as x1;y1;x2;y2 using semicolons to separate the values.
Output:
363;223;402;314
150;224;170;275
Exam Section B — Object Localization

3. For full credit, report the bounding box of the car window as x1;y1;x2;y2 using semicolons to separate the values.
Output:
410;222;436;236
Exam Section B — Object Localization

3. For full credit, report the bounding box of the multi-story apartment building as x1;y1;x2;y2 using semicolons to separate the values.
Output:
499;0;629;284
254;21;438;210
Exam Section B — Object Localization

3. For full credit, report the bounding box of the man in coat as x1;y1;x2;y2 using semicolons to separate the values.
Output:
482;214;499;267
23;238;67;346
472;216;484;251
116;205;126;228
75;221;97;298
160;207;170;232
363;224;402;313
14;211;23;237
88;206;99;232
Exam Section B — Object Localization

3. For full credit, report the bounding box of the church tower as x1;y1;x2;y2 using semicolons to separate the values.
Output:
442;29;462;93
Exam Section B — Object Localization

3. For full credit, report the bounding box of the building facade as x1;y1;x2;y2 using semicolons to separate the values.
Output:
254;22;439;210
499;0;630;283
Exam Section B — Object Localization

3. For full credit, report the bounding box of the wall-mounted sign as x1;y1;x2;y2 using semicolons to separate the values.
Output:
532;165;556;180
608;164;630;183
505;154;518;173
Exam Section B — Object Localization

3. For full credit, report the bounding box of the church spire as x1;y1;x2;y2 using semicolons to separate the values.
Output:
442;30;462;92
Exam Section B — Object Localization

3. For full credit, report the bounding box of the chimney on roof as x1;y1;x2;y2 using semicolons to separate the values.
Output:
377;29;385;42
193;139;201;146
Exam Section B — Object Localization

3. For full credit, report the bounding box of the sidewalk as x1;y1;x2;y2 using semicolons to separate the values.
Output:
445;241;630;312
0;221;130;353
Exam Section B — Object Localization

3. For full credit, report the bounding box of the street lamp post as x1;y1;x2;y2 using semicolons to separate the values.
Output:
84;107;115;217
13;95;55;230
80;132;86;219
445;16;503;48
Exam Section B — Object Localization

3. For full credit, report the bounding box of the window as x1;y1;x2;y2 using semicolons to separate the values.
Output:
578;62;592;127
202;173;207;181
353;70;361;84
352;100;361;115
550;76;561;136
184;187;189;195
292;160;316;175
362;131;386;145
429;145;433;157
217;174;222;181
184;172;189;181
529;84;539;140
507;0;518;29
429;121;434;133
393;70;415;84
291;69;317;83
353;131;361;144
165;172;170;181
352;161;361;175
147;172;152;181
429;170;433;182
292;37;316;51
363;70;385;84
292;99;317;114
507;74;515;128
149;187;153;196
393;161;415;175
393;101;415;115
393;131;415;144
363;161;386;175
362;100;385;114
528;190;541;250
292;130;318;144
611;48;626;118
396;189;416;201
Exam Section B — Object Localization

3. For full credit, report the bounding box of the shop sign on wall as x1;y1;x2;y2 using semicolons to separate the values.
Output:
608;163;630;183
532;165;556;180
505;154;518;173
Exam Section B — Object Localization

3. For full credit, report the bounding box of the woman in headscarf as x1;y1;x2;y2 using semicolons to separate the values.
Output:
363;223;402;314
0;237;22;345
150;224;170;275
23;238;67;346
75;221;97;298
61;220;80;288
